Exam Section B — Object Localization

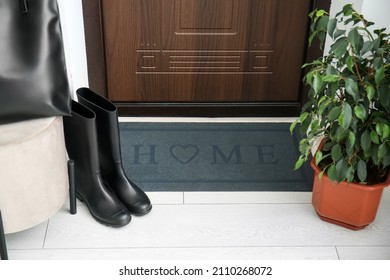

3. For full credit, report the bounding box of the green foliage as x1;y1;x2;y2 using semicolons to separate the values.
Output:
292;4;390;184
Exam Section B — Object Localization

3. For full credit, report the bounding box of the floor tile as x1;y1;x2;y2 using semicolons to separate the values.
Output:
8;246;338;260
382;187;390;203
184;192;311;204
337;246;390;260
146;192;184;205
5;221;47;250
44;203;390;250
5;191;390;260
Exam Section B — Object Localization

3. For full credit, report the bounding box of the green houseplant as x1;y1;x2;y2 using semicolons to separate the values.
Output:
291;4;390;229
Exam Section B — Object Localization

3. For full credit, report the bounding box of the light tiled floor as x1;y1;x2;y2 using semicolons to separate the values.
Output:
5;189;390;260
3;118;390;260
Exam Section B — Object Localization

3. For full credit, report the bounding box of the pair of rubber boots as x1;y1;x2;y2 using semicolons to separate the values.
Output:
63;88;152;227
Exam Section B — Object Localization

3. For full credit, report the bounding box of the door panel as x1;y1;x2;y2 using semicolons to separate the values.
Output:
101;0;311;103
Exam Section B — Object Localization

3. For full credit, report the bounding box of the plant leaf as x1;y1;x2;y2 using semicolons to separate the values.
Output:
361;41;373;55
342;4;354;16
289;119;299;134
366;85;375;100
315;151;323;165
371;38;381;52
373;57;383;70
382;125;390;139
345;78;360;102
300;116;311;136
326;64;340;75
378;85;390;109
299;112;309;123
308;31;318;47
294;156;305;170
318;97;332;115
375;66;385;85
322;75;341;83
313;73;323;94
328;106;342;121
318;170;325;180
342;103;353;129
331;38;349;58
370;130;380;144
378;144;387;160
316;9;327;17
376;123;383;137
346;166;355;182
361;130;372;152
316;15;329;31
327;164;337;182
354;104;366;121
348;29;364;53
336;159;348;182
346;131;356;154
384;154;390;168
327;18;337;38
371;145;379;165
333;29;346;39
357;160;367;182
331;144;342;162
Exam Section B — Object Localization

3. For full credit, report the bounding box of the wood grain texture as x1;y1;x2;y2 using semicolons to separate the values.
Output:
101;0;311;103
82;0;331;116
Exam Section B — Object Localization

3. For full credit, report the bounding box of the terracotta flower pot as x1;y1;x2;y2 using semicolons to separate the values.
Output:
310;157;390;230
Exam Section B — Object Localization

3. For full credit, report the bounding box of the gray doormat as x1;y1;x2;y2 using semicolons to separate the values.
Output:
119;122;313;192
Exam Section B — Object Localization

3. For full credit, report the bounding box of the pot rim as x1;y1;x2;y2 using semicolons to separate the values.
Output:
310;156;390;191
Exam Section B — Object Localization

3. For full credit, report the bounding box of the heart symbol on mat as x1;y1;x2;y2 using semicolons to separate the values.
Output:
170;145;200;164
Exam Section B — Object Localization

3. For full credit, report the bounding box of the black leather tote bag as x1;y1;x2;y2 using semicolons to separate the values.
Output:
0;0;71;124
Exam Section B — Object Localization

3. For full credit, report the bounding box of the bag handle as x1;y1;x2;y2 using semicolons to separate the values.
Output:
20;0;29;14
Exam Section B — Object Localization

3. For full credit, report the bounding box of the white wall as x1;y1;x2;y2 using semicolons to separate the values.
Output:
58;0;89;97
332;0;390;32
326;0;390;52
361;0;390;31
329;0;363;17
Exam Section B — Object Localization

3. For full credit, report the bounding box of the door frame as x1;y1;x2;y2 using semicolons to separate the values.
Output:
81;0;331;117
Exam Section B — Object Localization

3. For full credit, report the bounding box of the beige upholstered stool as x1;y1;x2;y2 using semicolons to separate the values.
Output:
0;117;69;236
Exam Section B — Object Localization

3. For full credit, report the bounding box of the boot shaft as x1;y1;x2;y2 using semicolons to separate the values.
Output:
76;88;122;171
63;100;100;173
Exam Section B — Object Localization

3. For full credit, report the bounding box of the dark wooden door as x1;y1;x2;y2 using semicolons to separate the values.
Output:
101;0;311;105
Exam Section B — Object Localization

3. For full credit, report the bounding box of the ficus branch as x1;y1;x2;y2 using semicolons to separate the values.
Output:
350;47;363;83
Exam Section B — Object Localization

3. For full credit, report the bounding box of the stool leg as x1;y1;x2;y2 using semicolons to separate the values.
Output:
0;210;9;260
68;160;77;215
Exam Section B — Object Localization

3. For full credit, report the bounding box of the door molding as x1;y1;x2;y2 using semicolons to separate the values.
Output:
81;0;331;117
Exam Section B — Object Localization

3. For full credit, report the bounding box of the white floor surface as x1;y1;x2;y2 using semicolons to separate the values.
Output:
4;118;390;260
5;189;390;260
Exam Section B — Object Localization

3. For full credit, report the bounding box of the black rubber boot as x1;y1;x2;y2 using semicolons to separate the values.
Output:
63;101;132;226
76;88;152;216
